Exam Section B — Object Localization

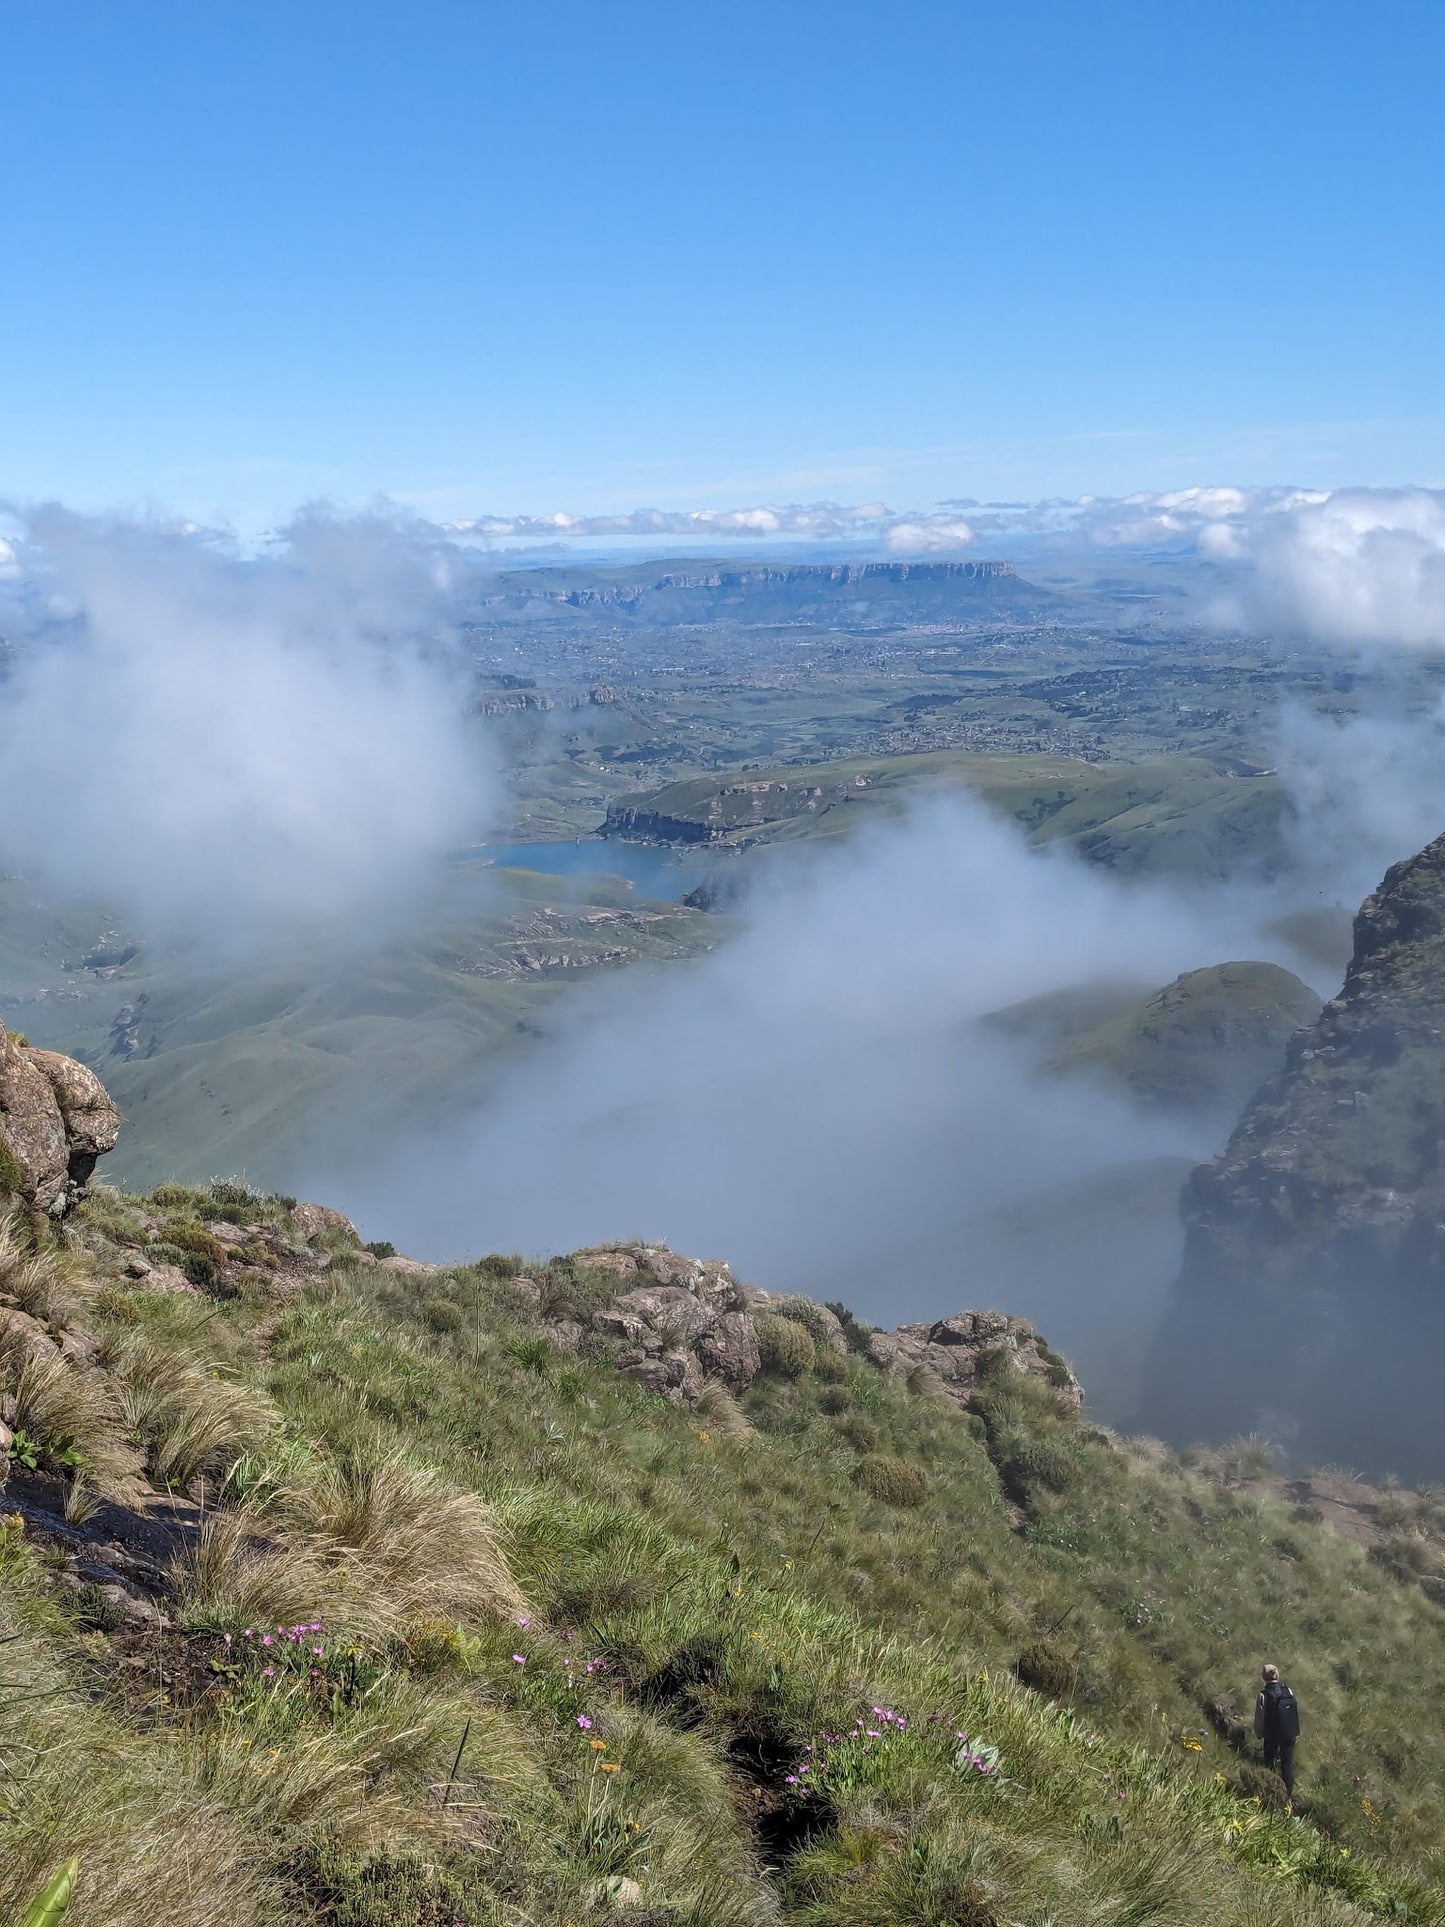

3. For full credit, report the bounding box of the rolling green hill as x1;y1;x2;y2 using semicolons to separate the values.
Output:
2;867;716;1195
606;751;1287;879
1017;961;1323;1116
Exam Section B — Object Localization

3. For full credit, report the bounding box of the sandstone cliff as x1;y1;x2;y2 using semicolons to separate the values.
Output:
1146;831;1445;1472
0;1029;120;1215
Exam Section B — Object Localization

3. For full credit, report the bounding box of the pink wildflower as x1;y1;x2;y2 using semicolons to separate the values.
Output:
577;1715;593;1729
512;1654;526;1665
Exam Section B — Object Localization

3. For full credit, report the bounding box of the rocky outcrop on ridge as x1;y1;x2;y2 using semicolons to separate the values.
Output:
531;1242;1082;1414
0;1029;120;1215
1147;830;1445;1472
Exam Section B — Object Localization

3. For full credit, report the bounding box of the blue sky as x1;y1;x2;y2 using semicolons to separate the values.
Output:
3;0;1443;529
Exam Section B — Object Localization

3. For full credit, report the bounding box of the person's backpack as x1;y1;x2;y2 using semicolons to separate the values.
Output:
1270;1682;1300;1740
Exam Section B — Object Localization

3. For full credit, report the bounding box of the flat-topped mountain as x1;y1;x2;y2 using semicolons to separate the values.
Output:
473;556;1043;627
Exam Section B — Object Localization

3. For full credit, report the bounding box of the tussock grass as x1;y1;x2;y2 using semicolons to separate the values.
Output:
0;1210;90;1327
109;1333;277;1488
284;1451;526;1629
177;1451;525;1637
0;1338;123;1476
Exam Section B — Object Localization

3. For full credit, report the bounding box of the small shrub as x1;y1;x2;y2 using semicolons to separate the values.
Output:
824;1299;874;1350
423;1298;464;1335
1006;1433;1081;1495
160;1221;227;1267
474;1252;523;1279
71;1580;128;1633
854;1453;927;1508
1235;1761;1292;1810
147;1183;211;1213
754;1312;815;1379
1017;1638;1077;1700
287;1843;501;1926
818;1384;853;1417
145;1243;221;1291
770;1299;832;1344
208;1178;263;1213
363;1240;396;1260
813;1348;848;1384
839;1415;882;1453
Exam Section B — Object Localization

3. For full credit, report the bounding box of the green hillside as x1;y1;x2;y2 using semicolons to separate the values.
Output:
1014;961;1324;1116
5;1174;1445;1925
3;867;714;1195
605;751;1286;879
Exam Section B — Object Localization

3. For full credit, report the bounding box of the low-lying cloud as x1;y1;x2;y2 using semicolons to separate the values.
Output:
323;793;1303;1406
0;507;497;940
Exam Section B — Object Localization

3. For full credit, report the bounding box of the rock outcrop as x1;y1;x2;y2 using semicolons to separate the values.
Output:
550;1242;1079;1415
0;1030;120;1215
1146;831;1445;1472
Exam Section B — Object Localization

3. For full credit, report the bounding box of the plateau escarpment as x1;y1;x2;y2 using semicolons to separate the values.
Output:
1148;830;1445;1472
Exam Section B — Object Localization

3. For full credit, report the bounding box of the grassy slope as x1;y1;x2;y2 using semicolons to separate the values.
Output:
1031;962;1323;1115
5;1185;1445;1925
5;869;713;1194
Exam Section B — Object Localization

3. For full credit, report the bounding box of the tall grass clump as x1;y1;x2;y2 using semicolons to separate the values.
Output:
109;1333;277;1487
0;1211;90;1328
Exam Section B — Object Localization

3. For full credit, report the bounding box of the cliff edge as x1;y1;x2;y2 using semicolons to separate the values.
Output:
1146;830;1445;1471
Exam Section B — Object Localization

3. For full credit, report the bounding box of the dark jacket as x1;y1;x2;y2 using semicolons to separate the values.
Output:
1254;1680;1299;1741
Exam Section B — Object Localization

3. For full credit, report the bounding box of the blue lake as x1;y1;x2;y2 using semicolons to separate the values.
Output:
471;838;709;900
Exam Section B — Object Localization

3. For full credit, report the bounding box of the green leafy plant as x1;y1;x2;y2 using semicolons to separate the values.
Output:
16;1858;79;1927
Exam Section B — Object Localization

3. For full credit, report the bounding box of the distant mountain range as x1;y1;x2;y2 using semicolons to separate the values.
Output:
471;557;1045;627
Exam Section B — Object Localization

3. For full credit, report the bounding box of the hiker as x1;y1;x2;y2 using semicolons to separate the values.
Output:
1254;1663;1300;1793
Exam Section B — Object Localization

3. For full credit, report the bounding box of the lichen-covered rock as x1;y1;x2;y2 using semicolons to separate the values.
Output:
293;1201;361;1245
695;1310;762;1390
0;1031;120;1215
539;1240;1083;1418
867;1311;1083;1413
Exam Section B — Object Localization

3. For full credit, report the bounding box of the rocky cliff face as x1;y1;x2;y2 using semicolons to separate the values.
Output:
1146;832;1445;1471
0;1030;120;1215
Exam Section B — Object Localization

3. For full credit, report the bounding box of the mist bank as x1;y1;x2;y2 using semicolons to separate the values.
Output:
313;794;1329;1415
0;506;498;949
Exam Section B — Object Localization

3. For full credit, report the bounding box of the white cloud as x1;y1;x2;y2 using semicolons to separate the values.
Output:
881;515;976;553
448;500;978;549
0;507;498;941
1201;488;1445;646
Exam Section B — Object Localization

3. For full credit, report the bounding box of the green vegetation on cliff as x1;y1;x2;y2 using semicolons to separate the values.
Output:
6;1185;1445;1924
